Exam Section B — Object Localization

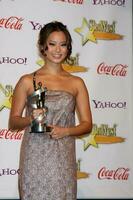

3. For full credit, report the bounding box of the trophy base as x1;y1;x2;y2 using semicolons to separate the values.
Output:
30;123;52;133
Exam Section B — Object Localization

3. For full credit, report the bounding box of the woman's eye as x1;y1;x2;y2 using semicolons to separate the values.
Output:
49;43;55;46
61;43;67;47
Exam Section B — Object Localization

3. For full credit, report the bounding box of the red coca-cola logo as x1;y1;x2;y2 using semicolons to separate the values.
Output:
98;167;129;180
0;16;23;30
53;0;84;4
97;62;128;76
0;129;23;140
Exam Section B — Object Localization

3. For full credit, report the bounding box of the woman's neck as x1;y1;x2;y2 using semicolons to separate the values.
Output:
41;59;66;74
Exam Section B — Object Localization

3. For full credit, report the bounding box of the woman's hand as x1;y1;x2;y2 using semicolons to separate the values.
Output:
49;125;69;139
31;108;47;123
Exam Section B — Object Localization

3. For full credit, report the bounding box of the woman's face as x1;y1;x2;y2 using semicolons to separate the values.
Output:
44;31;68;64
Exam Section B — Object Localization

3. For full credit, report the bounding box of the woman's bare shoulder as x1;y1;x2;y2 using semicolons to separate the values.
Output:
69;74;85;84
17;72;34;84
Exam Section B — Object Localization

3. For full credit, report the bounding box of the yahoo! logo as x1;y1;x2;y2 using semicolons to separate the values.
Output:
29;21;43;30
0;168;19;176
0;57;27;65
92;0;126;6
92;100;127;109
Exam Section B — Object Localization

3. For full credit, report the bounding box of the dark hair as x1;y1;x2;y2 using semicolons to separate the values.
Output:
38;21;72;59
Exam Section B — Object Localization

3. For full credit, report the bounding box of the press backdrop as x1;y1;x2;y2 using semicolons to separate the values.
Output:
0;0;133;199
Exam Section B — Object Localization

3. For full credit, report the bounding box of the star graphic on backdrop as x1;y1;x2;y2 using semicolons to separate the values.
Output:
78;130;98;151
0;84;13;111
74;18;96;45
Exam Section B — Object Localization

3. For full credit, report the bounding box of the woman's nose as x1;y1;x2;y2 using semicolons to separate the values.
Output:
55;45;61;52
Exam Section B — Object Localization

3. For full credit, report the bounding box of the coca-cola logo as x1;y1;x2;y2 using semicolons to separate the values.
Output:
0;57;27;65
0;129;23;140
92;100;127;109
92;0;126;6
97;62;128;76
0;16;24;30
98;167;129;180
53;0;84;4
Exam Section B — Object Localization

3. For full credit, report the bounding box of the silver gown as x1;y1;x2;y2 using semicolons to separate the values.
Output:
19;90;77;200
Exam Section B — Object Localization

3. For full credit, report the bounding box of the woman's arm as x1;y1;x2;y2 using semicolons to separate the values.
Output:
73;77;92;134
65;77;92;136
9;76;31;131
50;77;93;139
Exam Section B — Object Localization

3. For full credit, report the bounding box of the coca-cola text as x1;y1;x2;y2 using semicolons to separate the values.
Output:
0;16;23;30
98;167;129;180
97;62;128;76
0;129;23;140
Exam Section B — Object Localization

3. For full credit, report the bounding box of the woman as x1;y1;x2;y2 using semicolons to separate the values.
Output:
9;21;92;200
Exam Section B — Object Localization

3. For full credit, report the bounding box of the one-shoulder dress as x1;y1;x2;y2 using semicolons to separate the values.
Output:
19;80;77;200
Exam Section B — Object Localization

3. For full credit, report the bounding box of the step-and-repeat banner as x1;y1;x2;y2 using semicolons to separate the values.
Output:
0;0;133;199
